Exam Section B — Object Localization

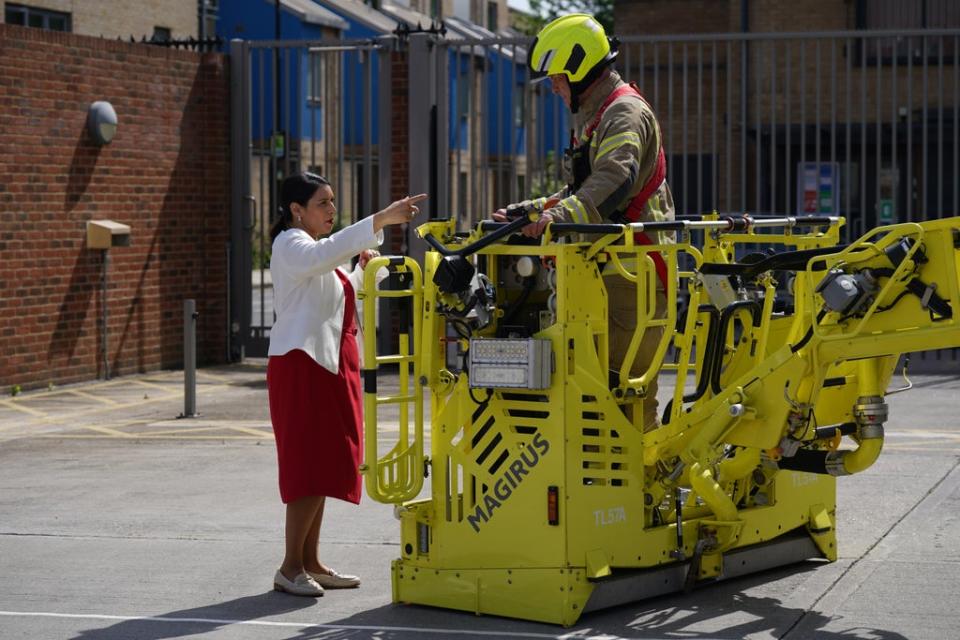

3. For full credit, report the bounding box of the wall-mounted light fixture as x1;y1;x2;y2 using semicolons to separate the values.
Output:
87;101;118;145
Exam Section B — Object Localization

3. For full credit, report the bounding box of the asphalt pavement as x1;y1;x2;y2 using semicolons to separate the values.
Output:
1;361;959;639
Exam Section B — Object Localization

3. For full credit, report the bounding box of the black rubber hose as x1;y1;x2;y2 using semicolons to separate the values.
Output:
814;422;857;440
791;308;828;353
684;305;721;403
906;278;953;318
429;215;532;259
860;267;952;318
711;300;763;395
422;232;454;256
699;245;847;279
499;275;536;330
664;304;720;424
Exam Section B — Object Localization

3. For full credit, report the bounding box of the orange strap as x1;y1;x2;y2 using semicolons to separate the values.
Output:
578;82;670;289
632;228;668;291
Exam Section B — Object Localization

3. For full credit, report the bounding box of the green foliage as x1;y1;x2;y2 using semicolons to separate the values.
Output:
527;0;615;35
10;384;21;397
529;151;566;198
512;9;547;36
252;241;272;271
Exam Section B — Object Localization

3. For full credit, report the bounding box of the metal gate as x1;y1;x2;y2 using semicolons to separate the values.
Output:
229;36;393;358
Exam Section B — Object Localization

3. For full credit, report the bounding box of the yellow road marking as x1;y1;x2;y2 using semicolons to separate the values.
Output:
131;426;235;436
886;429;960;439
0;399;47;417
0;385;234;434
885;439;960;448
82;425;135;438
197;371;232;383
67;389;120;405
131;379;176;392
228;425;274;438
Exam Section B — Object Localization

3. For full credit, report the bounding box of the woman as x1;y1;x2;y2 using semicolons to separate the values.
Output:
267;172;426;597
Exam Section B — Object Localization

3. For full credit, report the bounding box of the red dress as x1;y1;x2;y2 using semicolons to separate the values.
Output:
267;269;363;504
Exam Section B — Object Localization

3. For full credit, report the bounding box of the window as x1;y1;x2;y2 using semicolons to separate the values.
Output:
458;171;468;220
5;3;71;31
513;83;525;129
486;1;498;31
199;0;219;39
859;0;959;29
307;51;325;105
457;71;470;120
856;0;959;63
152;26;171;43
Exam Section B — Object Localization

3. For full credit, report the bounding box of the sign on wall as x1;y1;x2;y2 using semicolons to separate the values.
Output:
797;162;840;215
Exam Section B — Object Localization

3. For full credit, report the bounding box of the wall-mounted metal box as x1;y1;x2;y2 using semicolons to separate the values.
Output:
86;220;131;249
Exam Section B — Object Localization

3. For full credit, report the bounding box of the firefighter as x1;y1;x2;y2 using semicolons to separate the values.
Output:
494;13;675;430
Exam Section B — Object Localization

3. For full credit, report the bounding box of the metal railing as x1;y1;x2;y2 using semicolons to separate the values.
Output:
614;29;960;239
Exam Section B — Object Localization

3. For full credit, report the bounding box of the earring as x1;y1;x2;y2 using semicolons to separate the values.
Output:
297;215;303;223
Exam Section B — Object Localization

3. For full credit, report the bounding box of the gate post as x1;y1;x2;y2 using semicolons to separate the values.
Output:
407;32;435;268
377;37;395;357
230;38;252;362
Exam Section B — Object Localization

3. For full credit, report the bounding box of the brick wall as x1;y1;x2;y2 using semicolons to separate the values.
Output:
0;24;230;390
389;49;409;254
613;0;855;35
614;0;735;35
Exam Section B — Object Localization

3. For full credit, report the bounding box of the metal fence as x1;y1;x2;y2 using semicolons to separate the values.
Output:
230;28;960;368
613;29;960;243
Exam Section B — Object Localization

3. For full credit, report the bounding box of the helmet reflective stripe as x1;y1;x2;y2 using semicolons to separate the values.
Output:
536;49;556;76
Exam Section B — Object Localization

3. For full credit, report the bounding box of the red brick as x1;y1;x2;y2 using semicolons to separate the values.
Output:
0;23;230;390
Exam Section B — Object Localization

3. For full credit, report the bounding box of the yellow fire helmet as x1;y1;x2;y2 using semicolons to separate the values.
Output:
529;13;618;85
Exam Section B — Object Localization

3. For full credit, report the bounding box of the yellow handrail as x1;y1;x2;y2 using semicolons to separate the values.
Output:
359;256;426;504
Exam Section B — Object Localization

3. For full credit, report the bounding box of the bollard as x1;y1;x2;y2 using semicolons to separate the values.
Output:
180;299;200;418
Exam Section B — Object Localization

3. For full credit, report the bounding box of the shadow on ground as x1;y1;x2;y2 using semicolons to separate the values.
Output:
68;592;315;640
67;563;909;640
304;563;909;640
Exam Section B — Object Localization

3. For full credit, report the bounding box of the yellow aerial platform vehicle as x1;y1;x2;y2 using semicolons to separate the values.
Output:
358;211;960;626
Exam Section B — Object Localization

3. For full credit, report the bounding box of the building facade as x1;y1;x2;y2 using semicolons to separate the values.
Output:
2;0;202;40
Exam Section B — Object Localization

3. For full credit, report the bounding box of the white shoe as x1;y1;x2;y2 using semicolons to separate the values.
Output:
307;568;361;589
273;570;324;596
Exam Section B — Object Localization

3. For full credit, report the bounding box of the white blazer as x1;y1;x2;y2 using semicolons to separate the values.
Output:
267;217;383;374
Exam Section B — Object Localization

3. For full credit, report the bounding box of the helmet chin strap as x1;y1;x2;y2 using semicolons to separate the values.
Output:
568;62;613;114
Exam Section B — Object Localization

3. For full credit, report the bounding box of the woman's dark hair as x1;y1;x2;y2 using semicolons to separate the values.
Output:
269;172;331;241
